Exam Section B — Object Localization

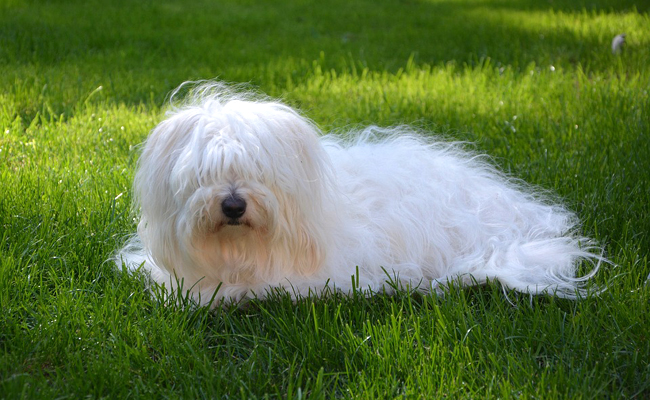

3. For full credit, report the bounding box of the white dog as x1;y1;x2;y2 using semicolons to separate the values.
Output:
117;82;604;305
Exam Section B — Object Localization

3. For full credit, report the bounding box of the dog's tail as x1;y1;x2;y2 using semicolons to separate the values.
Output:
431;232;608;299
488;236;606;298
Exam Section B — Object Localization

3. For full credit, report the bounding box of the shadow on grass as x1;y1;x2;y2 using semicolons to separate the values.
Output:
0;0;644;120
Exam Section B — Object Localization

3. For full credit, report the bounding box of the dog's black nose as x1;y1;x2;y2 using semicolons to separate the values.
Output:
221;196;247;219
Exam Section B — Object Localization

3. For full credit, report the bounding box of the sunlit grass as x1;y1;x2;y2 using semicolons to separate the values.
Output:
1;0;649;398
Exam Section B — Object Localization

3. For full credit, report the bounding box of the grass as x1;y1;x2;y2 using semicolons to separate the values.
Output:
1;0;649;398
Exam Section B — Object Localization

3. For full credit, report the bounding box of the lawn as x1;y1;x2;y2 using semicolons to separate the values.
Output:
1;0;649;398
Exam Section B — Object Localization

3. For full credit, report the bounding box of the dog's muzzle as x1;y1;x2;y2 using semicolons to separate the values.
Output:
222;195;247;225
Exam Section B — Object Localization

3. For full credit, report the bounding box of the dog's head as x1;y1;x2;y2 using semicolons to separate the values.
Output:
134;88;336;285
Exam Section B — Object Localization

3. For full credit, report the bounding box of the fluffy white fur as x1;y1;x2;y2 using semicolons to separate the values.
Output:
116;83;603;306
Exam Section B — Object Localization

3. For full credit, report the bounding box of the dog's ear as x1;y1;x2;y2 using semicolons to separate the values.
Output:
135;111;202;210
132;117;184;265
